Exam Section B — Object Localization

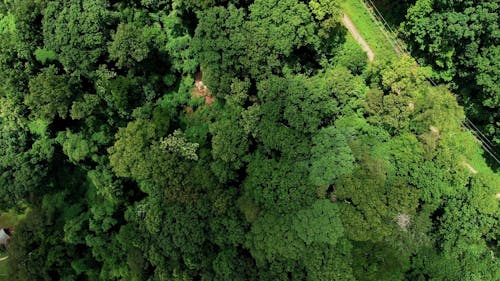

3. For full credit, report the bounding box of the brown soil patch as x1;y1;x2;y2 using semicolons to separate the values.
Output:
430;126;439;134
408;102;415;110
193;71;215;105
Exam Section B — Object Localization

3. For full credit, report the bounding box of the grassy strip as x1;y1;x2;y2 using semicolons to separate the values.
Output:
0;210;26;280
0;210;25;228
0;253;7;281
340;0;399;62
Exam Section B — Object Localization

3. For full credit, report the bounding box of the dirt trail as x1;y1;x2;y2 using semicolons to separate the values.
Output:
342;14;375;62
463;162;478;174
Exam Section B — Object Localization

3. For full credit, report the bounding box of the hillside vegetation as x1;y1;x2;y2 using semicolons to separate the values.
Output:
398;0;500;150
0;0;498;280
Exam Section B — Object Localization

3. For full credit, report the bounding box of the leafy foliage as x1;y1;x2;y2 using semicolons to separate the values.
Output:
0;1;498;280
402;0;500;146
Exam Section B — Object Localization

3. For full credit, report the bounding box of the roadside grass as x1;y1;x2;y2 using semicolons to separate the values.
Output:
0;210;25;229
371;0;408;28
340;0;399;62
0;251;7;281
343;32;367;60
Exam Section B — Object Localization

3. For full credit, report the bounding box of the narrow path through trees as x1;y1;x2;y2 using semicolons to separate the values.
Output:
342;14;375;62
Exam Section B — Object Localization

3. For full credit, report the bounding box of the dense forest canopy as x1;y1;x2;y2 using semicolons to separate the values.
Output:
399;0;500;150
0;0;498;280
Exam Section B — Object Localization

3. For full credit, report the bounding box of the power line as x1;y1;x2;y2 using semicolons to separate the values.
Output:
463;122;500;163
464;117;496;148
364;0;406;52
364;0;410;54
359;1;402;55
463;120;495;153
464;122;500;164
358;0;500;164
